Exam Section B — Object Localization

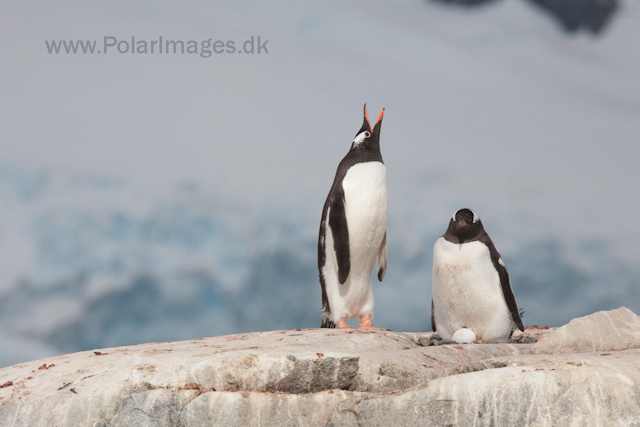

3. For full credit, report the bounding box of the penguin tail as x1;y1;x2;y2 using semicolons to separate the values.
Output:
319;270;335;328
321;318;336;329
320;303;336;328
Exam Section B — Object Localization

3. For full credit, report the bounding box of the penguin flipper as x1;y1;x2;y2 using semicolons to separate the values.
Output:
502;272;525;332
328;188;350;284
431;299;437;332
376;231;387;281
481;235;525;332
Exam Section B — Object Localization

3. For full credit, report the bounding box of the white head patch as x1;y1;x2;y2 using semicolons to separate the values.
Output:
452;209;480;223
352;131;370;146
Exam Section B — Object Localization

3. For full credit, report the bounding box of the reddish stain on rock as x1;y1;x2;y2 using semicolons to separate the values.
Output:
183;383;201;390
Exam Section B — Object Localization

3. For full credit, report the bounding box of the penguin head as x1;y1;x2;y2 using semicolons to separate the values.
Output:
351;104;384;150
446;208;483;243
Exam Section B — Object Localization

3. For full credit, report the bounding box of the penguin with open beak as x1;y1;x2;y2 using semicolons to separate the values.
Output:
318;104;388;330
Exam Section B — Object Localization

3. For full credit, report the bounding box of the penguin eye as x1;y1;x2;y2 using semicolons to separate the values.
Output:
353;131;370;145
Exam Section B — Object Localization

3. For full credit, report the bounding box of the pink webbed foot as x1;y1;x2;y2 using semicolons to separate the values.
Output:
358;315;386;330
337;318;351;329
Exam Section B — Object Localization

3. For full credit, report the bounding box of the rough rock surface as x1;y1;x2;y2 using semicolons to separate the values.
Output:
531;306;640;355
1;308;640;426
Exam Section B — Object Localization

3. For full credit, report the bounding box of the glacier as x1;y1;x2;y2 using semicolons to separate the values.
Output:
0;168;638;368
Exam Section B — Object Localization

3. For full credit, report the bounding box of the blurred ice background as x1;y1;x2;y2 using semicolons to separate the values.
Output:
1;0;639;368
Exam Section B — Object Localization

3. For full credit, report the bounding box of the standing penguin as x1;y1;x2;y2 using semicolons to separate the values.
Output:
431;208;524;342
318;105;388;330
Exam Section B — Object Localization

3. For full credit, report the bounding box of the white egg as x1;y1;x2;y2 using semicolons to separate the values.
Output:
452;328;476;344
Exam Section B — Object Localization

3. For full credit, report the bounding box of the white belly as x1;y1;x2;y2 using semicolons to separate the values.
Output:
431;237;513;342
323;161;387;323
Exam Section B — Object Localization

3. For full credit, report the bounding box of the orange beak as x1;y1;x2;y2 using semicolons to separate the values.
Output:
365;105;371;131
363;104;385;133
375;108;384;127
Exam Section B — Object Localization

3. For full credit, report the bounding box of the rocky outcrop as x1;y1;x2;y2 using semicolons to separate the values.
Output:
531;306;640;355
1;307;639;426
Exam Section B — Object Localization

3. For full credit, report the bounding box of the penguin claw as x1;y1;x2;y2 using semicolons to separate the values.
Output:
417;338;435;347
418;333;450;346
508;334;538;344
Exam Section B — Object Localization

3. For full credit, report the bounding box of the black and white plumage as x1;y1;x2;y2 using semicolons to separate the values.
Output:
318;105;388;330
431;208;524;342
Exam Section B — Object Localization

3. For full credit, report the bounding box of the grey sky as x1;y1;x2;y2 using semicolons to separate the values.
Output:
3;1;638;251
